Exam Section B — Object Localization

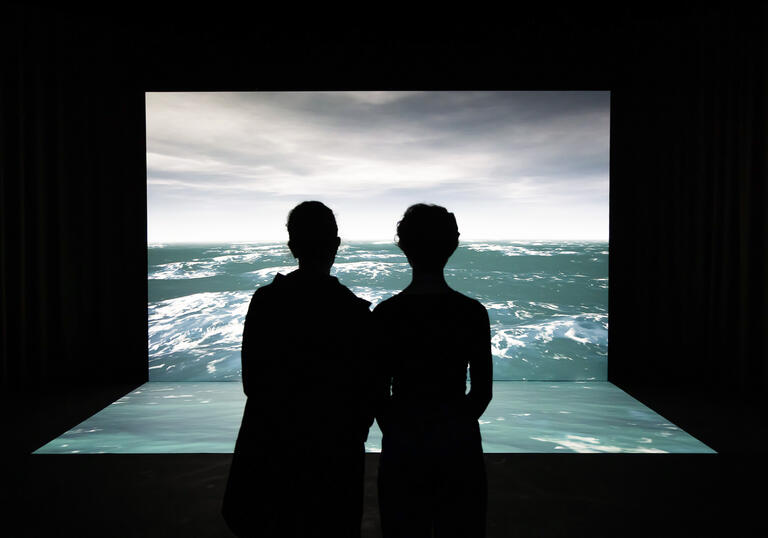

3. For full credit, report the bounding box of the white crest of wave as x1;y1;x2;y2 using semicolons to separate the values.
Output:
482;300;518;310
491;330;527;352
150;261;220;280
148;291;251;357
489;314;608;359
348;286;391;308
248;265;298;280
564;327;590;344
336;252;405;261
332;261;407;280
530;435;668;454
465;243;555;256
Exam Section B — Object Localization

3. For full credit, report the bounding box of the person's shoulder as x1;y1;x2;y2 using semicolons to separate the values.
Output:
375;292;411;308
249;273;287;301
371;294;402;316
333;279;372;312
448;290;488;316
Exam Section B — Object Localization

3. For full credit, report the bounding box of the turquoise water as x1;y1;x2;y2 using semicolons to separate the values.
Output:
35;241;711;456
148;241;608;382
34;382;714;454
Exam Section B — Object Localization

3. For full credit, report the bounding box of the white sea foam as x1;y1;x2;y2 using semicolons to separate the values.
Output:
489;313;608;362
491;330;527;353
146;241;608;382
337;252;404;261
531;435;665;453
206;357;227;374
465;244;555;256
248;265;298;279
148;291;251;360
565;327;591;344
150;261;219;280
348;286;391;307
483;300;517;310
209;252;264;264
567;434;600;444
332;261;407;280
530;301;560;311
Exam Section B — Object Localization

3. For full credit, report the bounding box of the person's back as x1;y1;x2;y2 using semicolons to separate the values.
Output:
241;270;371;441
222;202;372;538
373;290;489;420
373;204;492;538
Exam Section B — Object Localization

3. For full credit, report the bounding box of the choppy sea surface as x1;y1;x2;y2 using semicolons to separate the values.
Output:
148;241;608;382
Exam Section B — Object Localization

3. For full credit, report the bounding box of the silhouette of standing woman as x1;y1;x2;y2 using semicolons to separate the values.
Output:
222;201;373;538
373;204;493;538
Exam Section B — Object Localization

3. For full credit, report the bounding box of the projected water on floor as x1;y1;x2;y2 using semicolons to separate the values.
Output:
34;382;713;454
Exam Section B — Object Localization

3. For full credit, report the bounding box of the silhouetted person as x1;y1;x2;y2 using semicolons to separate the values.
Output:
373;204;493;538
222;201;373;537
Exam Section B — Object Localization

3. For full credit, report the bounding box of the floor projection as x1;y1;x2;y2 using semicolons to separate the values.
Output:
34;382;714;454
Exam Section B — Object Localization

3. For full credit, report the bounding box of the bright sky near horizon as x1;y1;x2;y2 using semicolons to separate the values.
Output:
146;91;609;243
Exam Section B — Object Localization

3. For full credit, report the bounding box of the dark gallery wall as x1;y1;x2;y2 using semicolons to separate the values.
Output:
1;6;148;394
608;10;767;396
1;5;766;415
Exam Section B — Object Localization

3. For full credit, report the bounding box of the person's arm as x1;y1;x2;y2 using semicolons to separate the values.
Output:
240;294;256;398
352;304;376;441
370;307;393;433
465;304;493;420
241;288;270;399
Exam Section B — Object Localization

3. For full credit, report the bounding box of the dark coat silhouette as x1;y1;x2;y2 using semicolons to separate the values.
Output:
222;270;372;537
373;289;492;538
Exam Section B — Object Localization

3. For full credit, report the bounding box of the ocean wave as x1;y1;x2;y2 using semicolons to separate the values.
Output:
332;261;408;280
530;434;667;454
209;252;264;264
348;286;392;308
466;243;555;256
210;243;288;254
248;265;299;280
490;314;608;362
336;252;405;261
149;261;220;280
482;300;518;310
464;242;606;257
148;291;251;380
147;242;608;381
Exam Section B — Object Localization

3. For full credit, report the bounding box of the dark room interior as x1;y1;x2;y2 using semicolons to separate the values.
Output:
2;5;767;537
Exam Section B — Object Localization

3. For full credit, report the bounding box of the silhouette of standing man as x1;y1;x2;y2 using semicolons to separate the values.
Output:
373;204;492;538
222;201;373;538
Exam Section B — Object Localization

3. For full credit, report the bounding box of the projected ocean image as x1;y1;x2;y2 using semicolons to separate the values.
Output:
34;91;715;455
148;240;608;382
34;91;718;456
147;91;612;382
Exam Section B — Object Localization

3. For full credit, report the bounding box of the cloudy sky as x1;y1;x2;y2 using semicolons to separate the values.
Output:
146;91;609;243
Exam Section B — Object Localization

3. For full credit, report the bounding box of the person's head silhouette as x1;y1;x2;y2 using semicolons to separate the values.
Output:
287;201;341;274
396;203;459;271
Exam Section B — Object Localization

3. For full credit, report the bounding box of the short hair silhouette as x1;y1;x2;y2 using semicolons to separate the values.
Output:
396;203;459;268
286;201;339;261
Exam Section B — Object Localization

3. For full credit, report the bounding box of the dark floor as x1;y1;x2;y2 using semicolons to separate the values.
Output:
2;383;766;537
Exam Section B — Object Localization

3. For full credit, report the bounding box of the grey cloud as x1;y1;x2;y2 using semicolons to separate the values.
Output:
146;91;610;240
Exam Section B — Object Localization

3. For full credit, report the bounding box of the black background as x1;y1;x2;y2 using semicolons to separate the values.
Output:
2;4;766;537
